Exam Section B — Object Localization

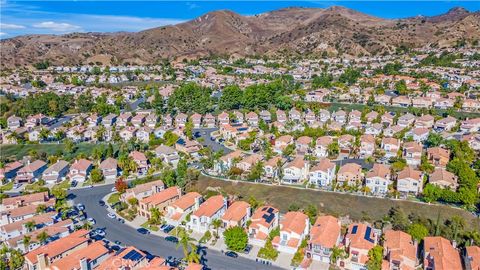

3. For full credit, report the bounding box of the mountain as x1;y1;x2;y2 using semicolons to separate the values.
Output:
1;6;479;68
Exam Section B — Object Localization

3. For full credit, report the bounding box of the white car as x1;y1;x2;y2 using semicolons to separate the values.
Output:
107;213;116;219
111;187;117;192
87;218;96;224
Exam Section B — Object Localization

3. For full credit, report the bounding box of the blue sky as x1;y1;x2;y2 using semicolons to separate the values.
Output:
1;1;479;38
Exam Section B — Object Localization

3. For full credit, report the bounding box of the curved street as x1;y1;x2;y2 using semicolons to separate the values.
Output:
69;185;282;270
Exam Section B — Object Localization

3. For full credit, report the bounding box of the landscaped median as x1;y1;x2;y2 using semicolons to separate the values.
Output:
193;174;479;231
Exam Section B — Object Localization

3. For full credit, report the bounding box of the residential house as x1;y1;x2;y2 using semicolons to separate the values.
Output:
381;138;400;159
381;113;395;127
138;186;182;219
333;110;347;124
465;246;480;270
175;138;202;155
274;135;294;153
154;145;180;167
276;110;288;123
383;230;417;270
429;168;458;190
236;154;262;173
132;114;146;127
365;164;391;194
218;112;230;126
102;113;117;127
434;116;457;132
48;241;109;270
338;134;355;155
359;135;375;158
415;115;435;129
191;113;202;128
214;150;243;175
305;215;341;263
410;127;429;142
289;108;302;122
342;223;378;270
24;229;90;270
187;195;227;233
175;113;188;127
99;157;118;181
68;159;92;182
165;192;202;226
296;136;312;154
397;113;416;127
117;112;132;127
145;113;158;128
460;118;480;133
272;211;310;254
248;206;279;246
136;126;152;143
7;115;22;130
315;136;333;158
259;110;272;123
16;160;47;183
221;201;251;228
42;160;69;184
97;246;149;270
1;192;52;212
246;112;259;127
423;236;462;270
427;147;450;168
282;156;309;184
403;142;423;167
121;180;165;202
308;158;336;187
203;113;216;128
337;163;363;187
263;156;283;180
129;151;149;175
397;167;423;195
0;161;23;182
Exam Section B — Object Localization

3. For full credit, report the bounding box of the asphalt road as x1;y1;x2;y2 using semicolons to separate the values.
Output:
69;185;282;270
194;128;233;154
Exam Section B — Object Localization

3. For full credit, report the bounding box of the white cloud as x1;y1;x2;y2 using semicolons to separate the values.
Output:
32;21;82;32
0;32;7;36
0;23;25;29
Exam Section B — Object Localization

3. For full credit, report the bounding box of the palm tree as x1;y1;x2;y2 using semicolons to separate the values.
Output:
330;245;346;265
148;207;162;225
22;235;32;251
186;245;201;264
176;229;198;262
37;231;50;244
24;221;36;232
211;219;222;238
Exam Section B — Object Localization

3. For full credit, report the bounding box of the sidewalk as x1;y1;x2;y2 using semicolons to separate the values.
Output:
102;192;292;269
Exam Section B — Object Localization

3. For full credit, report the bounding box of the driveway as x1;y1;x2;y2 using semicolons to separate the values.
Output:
69;185;282;270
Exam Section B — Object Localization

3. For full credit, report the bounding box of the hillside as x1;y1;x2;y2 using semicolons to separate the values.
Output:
1;6;479;68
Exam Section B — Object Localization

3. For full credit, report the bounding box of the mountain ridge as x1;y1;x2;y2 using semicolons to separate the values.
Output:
1;6;479;68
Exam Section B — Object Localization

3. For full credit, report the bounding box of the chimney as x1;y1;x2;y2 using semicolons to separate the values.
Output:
80;258;90;270
37;253;48;270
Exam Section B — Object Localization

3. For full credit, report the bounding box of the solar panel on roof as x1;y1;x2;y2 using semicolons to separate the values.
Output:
267;207;274;213
123;250;144;262
262;207;267;211
351;225;358;234
364;227;375;243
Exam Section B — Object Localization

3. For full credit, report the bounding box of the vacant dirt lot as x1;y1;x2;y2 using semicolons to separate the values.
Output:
193;175;480;230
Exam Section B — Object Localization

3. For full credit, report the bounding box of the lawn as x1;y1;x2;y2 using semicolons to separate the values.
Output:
140;221;159;231
193;175;480;231
107;193;121;205
53;180;71;190
0;143;100;160
0;181;14;192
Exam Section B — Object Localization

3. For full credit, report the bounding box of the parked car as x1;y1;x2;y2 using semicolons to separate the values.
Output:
243;244;252;254
114;240;122;246
117;218;125;223
76;204;85;211
71;181;77;187
110;245;121;252
163;225;175;233
137;228;150;235
165;236;178;243
87;218;96;224
107;213;116;219
225;251;238;258
98;200;105;206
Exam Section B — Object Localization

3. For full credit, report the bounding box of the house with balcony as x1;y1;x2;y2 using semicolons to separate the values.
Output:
305;215;341;263
403;142;423;167
68;159;92;182
423;236;462;270
138;186;182;219
272;211;309;254
341;223;378;270
187;195;227;233
248;205;279;246
381;137;400;159
337;163;363;187
365;163;391;194
308;158;336;187
282;156;309;184
221;201;251;228
397;167;423;195
165;192;202;226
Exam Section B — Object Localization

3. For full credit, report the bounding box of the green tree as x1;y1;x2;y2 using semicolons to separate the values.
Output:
394;80;408;95
23;235;32;250
408;223;429;242
148;207;162;225
25;221;36;232
219;85;243;110
330;245;347;265
366;246;383;270
223;226;248;252
37;230;50;244
90;168;104;183
176;229;198;262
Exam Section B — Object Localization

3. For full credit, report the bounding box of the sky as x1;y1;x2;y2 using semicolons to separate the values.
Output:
1;1;479;38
